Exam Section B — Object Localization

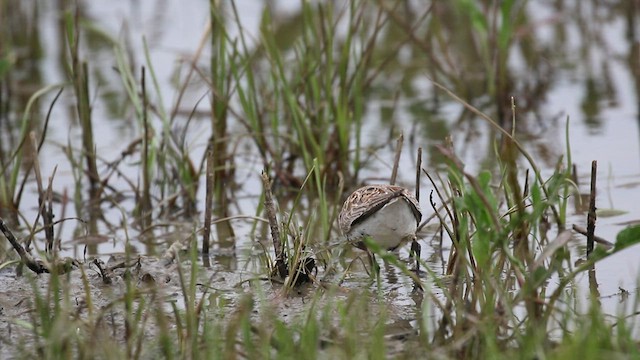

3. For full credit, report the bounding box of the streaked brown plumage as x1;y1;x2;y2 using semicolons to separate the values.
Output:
339;185;422;251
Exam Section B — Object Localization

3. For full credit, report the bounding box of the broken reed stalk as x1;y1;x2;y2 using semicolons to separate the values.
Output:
77;63;100;231
410;147;423;273
261;171;287;279
390;133;403;185
587;160;597;257
203;144;214;257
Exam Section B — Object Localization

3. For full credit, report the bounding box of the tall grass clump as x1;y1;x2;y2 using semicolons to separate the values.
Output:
230;1;388;193
114;40;201;225
64;9;100;238
398;100;640;358
208;1;237;244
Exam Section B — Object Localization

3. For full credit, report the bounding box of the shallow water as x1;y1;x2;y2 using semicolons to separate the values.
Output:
1;0;640;354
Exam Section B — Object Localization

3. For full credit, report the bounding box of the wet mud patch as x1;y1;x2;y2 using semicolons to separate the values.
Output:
0;255;241;357
0;251;429;358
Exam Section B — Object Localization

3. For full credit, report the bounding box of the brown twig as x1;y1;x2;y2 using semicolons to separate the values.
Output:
45;168;58;255
420;168;454;236
572;224;613;249
0;217;48;274
93;258;112;284
203;144;214;258
587;160;597;257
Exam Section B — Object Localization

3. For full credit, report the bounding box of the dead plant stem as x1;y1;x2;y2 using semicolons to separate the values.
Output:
261;171;287;279
587;160;597;257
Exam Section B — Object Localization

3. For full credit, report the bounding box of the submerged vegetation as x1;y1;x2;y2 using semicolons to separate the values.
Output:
0;0;639;358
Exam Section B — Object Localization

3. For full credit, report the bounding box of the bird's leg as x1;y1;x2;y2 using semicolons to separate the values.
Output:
410;237;421;273
367;250;380;276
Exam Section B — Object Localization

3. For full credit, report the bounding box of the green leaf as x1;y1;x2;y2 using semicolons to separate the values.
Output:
614;225;640;252
596;208;628;218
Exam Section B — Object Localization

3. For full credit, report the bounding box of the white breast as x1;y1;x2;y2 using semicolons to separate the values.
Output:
346;197;418;250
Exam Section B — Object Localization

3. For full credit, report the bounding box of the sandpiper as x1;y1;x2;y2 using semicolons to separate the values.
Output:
338;184;422;272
